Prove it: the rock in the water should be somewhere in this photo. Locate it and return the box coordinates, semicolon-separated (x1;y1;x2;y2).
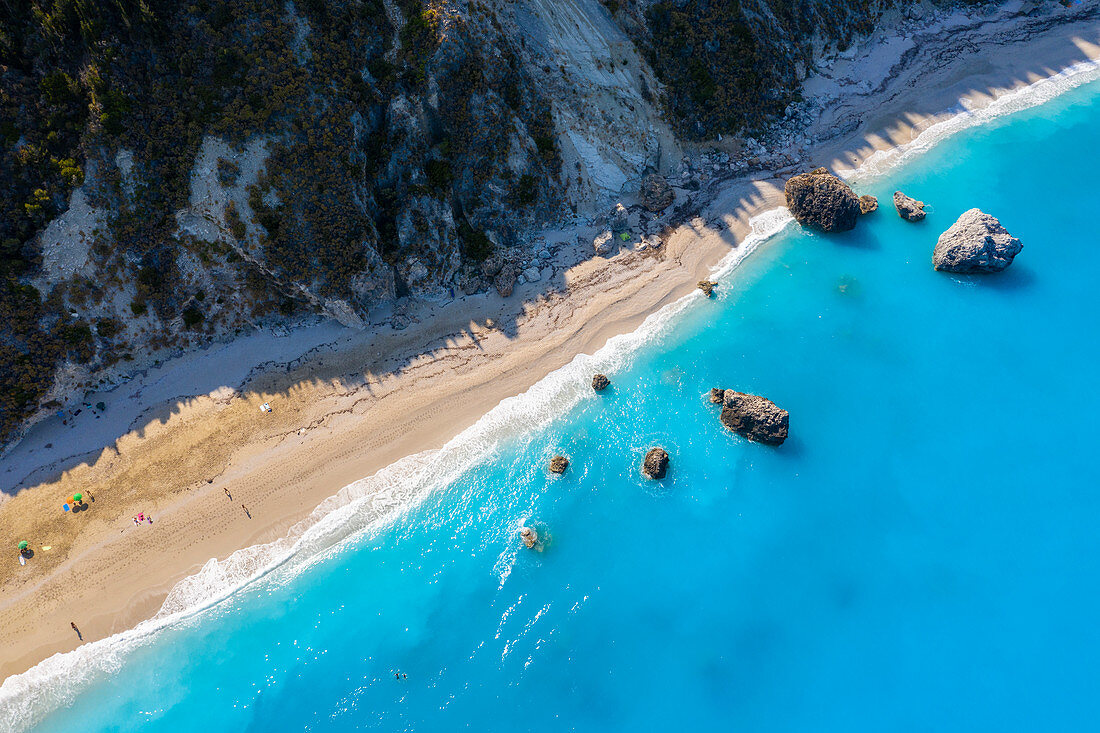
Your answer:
708;387;725;404
697;280;717;297
859;195;878;214
718;390;789;446
593;230;616;256
494;264;517;297
933;209;1022;273
592;373;610;391
642;447;669;479
640;174;674;212
520;526;539;549
549;455;569;474
783;168;861;232
893;191;926;221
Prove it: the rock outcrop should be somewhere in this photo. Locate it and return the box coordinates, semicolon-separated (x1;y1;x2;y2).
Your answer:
642;447;669;479
859;195;878;214
784;168;862;232
520;526;540;549
893;191;926;221
717;389;789;446
697;280;717;297
640;174;674;212
708;387;725;404
609;203;629;233
933;209;1022;273
592;373;610;391
549;455;569;474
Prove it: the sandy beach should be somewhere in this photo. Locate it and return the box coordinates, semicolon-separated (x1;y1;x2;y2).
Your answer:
2;1;1098;685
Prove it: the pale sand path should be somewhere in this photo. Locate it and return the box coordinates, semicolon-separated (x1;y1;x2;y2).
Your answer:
2;2;1098;684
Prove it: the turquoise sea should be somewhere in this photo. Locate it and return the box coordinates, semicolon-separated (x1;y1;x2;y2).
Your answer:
7;68;1100;732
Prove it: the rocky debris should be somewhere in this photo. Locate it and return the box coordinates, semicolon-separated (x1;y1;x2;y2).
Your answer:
697;280;718;297
716;389;789;446
640;174;674;212
859;195;878;214
522;266;542;283
549;455;569;474
933;209;1023;273
520;526;540;550
592;373;610;391
893;191;926;221
593;230;616;256
494;264;517;297
642;447;669;479
609;203;629;233
784;168;861;232
708;387;725;404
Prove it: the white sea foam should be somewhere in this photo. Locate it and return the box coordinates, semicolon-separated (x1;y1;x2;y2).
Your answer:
5;49;1100;733
838;55;1100;182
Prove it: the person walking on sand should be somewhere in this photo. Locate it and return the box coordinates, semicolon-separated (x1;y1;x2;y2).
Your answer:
71;622;82;641
224;487;231;499
242;504;251;519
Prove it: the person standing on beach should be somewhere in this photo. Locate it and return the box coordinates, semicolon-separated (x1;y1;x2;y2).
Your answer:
242;504;251;518
224;487;232;499
71;622;82;640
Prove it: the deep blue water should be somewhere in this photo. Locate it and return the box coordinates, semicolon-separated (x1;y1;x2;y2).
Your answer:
16;75;1100;731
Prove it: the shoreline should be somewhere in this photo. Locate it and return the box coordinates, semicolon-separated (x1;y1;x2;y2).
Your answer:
3;0;1099;699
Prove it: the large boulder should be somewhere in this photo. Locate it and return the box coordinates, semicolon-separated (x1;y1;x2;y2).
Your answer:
640;174;674;212
609;203;629;233
933;209;1022;273
697;280;717;297
893;191;926;221
494;264;517;297
549;455;569;474
642;447;669;479
859;195;879;214
592;373;610;391
593;230;616;256
718;390;789;446
784;168;861;232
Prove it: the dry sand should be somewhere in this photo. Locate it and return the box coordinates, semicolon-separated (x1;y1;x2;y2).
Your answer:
2;1;1098;685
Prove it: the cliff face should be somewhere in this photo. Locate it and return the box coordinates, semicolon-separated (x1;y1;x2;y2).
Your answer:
0;0;997;443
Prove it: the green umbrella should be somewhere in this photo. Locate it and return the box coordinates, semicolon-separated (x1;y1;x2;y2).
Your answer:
18;541;28;550
73;493;83;502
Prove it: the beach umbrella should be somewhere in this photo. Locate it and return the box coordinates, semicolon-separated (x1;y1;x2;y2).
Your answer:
73;493;83;502
18;541;28;550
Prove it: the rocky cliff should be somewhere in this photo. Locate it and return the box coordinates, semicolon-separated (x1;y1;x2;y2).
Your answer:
0;0;1044;443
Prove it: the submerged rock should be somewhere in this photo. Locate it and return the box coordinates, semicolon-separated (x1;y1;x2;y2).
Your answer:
640;174;674;212
933;209;1022;273
520;526;540;550
642;447;669;479
893;191;926;221
783;168;861;232
697;280;718;297
859;195;878;214
592;373;610;391
718;390;789;446
549;455;569;474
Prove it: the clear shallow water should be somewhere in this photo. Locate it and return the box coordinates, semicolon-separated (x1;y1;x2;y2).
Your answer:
19;76;1100;731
